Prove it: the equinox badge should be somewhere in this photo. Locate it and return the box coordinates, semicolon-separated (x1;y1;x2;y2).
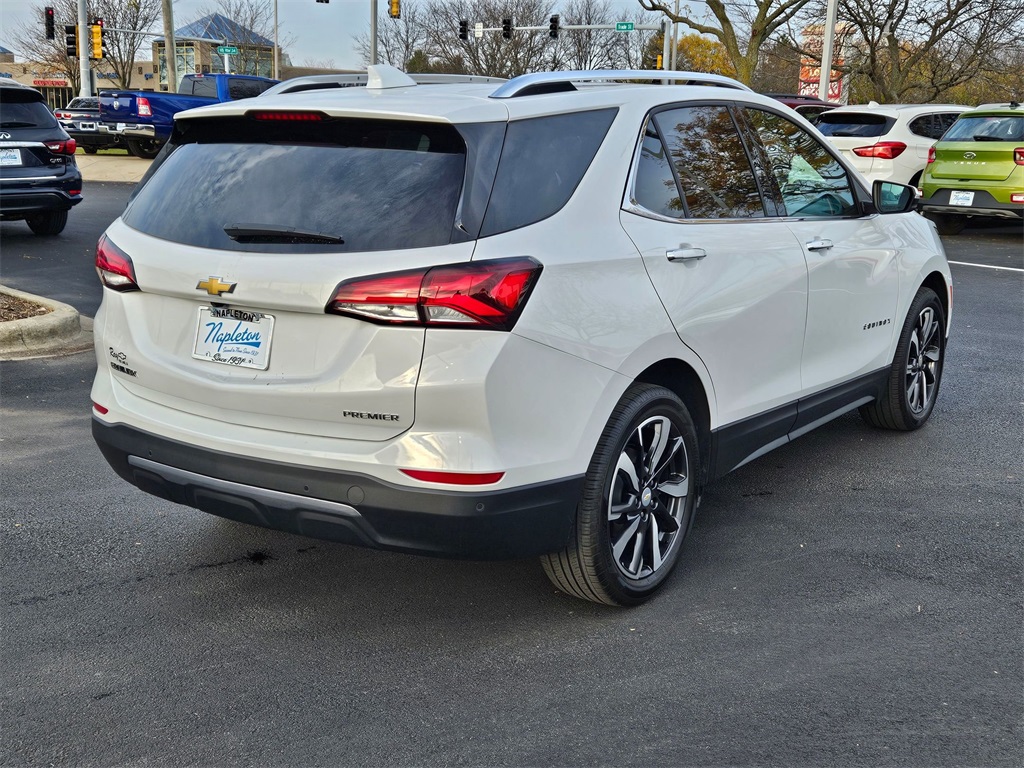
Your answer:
197;276;236;297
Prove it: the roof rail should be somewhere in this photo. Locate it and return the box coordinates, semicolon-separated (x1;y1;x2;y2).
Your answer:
490;70;752;99
262;67;507;97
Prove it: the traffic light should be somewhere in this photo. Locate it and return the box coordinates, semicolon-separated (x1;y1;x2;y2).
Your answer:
90;18;107;59
64;24;77;57
45;7;55;40
388;0;400;18
549;15;559;39
458;20;469;41
501;19;512;39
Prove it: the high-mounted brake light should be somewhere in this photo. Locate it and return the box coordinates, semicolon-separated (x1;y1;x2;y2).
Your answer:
853;141;907;160
137;96;152;118
1015;148;1024;165
400;469;505;485
927;147;936;164
248;110;325;122
327;257;543;331
95;234;139;291
44;138;76;155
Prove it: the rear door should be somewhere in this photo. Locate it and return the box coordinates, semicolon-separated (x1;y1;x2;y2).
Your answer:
619;103;808;432
105;114;476;441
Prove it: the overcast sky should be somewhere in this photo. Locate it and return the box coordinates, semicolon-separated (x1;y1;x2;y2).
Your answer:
1;0;663;72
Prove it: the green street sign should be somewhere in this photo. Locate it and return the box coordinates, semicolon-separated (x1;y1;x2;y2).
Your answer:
614;22;634;32
216;45;239;55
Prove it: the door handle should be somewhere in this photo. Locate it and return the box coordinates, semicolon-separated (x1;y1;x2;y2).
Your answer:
666;246;707;262
806;239;834;252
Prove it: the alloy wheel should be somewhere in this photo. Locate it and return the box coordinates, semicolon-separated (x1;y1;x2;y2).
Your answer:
608;415;689;581
905;305;942;415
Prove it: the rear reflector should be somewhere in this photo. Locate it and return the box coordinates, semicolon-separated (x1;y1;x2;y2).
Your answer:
92;402;109;415
95;234;139;292
853;141;907;160
400;469;505;485
1011;193;1024;204
248;110;325;121
327;257;543;331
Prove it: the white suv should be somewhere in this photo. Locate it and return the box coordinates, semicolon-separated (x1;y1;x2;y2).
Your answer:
817;103;968;186
91;67;952;606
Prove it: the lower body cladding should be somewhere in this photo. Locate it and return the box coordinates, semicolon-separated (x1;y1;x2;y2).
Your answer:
922;188;1024;221
93;420;583;560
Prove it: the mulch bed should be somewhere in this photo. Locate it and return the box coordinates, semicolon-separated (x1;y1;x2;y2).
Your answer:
0;293;52;322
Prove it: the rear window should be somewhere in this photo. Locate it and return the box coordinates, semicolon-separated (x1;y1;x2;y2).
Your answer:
816;112;893;137
67;97;99;110
122;117;468;253
942;115;1024;142
0;88;58;129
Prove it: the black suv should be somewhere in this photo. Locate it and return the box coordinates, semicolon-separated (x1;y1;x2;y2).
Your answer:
0;81;83;236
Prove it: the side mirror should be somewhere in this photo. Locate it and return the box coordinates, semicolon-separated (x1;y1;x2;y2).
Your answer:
872;179;920;214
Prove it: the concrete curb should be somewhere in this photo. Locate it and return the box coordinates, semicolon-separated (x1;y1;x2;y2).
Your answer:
0;285;93;361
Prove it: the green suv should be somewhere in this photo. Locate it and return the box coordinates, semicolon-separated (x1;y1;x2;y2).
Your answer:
920;102;1024;235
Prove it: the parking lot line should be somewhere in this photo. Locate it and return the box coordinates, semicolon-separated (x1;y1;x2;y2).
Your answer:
948;261;1024;273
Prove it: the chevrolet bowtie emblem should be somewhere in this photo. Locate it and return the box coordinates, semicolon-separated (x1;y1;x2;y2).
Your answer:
197;276;236;297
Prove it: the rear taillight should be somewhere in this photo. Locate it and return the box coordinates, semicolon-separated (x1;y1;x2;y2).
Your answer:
137;97;152;117
43;139;77;155
55;111;68;119
1015;148;1024;165
853;141;907;160
95;234;139;292
327;257;542;331
927;146;936;164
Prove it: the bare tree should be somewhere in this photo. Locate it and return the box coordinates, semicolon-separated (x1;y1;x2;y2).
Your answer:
11;1;161;91
192;0;289;76
636;0;814;84
814;0;1024;102
552;0;617;70
355;3;431;69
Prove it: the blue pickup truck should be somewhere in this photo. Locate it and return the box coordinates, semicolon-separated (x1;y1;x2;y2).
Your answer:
97;73;278;158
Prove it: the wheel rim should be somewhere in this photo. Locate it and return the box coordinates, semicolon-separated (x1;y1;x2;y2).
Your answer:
608;415;689;581
905;305;942;415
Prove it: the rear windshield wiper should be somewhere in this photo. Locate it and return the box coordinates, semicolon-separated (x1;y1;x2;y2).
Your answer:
224;223;344;245
0;121;38;128
971;134;1006;142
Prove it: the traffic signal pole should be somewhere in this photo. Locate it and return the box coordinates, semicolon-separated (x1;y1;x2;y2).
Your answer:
77;0;91;96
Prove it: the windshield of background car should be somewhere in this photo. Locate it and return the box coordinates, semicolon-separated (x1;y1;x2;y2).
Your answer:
816;112;893;137
941;115;1024;142
0;88;58;129
121;116;469;253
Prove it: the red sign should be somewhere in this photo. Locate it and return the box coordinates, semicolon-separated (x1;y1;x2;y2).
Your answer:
33;79;68;86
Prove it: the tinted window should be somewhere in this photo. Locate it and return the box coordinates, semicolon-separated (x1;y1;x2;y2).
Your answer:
745;108;856;218
0;88;58;129
942;115;1024;142
189;77;217;98
228;79;267;100
123;118;467;253
67;97;99;110
480;109;616;236
909;113;958;140
817;112;893;137
653;105;765;219
633;123;683;218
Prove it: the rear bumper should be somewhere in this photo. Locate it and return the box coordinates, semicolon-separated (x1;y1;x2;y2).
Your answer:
99;122;156;139
92;419;582;560
921;188;1024;220
0;181;82;217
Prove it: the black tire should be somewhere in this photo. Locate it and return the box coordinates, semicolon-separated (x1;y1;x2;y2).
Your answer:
126;139;160;159
860;287;946;431
926;212;966;236
83;146;99;155
26;209;68;236
541;384;700;606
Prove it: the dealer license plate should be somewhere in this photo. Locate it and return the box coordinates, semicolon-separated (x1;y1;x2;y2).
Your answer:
950;190;975;206
0;148;22;167
192;306;274;370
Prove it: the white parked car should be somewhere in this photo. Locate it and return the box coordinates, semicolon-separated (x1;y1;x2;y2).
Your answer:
817;102;969;186
91;67;952;606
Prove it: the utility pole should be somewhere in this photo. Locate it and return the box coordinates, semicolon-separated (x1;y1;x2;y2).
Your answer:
370;0;378;65
162;0;177;92
819;0;838;102
77;0;90;96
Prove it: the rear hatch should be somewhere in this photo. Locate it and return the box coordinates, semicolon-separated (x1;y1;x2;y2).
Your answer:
928;113;1023;182
0;88;73;180
817;110;897;176
104;111;494;441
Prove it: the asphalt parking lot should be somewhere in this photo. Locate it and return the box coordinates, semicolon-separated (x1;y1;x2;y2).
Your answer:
1;180;1021;767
